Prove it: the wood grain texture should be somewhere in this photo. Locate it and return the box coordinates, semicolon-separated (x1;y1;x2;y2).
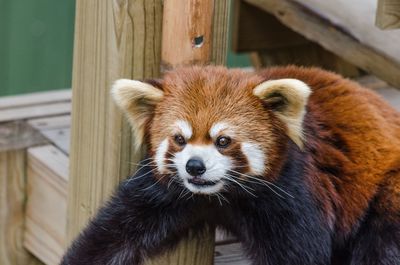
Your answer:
0;149;42;265
0;89;71;110
244;0;400;88
162;0;214;66
0;102;71;123
28;115;71;154
376;0;400;29
210;0;230;65
68;0;163;244
24;145;69;265
0;121;47;152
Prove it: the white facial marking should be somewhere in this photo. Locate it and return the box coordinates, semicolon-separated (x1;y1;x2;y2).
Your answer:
241;142;265;175
175;120;192;139
155;139;169;173
173;144;232;194
209;122;230;139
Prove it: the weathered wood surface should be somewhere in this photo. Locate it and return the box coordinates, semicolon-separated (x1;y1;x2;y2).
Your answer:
0;89;71;110
162;0;215;66
24;145;69;265
0;89;71;123
0;121;47;152
244;0;400;88
376;0;400;29
68;0;163;245
0;102;71;123
0;149;42;265
28;115;71;154
0;89;71;122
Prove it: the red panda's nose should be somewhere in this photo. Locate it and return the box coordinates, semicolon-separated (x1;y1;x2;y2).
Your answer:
186;157;206;176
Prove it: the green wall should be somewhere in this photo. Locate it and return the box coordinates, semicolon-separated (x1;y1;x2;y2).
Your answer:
0;0;75;96
0;0;249;97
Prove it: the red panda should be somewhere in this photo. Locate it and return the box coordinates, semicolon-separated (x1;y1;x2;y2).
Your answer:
62;66;400;265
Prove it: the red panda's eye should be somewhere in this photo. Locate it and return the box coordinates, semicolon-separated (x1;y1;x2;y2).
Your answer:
174;134;186;146
216;136;231;148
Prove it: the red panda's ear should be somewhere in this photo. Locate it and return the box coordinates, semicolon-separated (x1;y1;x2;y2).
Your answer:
112;79;164;150
253;79;311;148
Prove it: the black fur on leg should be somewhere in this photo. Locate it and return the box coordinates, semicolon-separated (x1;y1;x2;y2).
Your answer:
61;165;212;265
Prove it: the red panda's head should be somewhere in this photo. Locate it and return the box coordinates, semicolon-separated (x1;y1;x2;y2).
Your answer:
112;66;311;194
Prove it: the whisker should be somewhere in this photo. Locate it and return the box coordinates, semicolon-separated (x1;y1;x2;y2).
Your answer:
228;169;294;199
124;168;158;186
222;175;257;197
141;174;167;191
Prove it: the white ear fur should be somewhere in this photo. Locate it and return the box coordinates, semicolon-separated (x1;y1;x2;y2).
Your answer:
253;79;311;148
111;79;163;150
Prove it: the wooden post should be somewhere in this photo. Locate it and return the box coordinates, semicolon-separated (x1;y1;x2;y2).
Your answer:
68;0;163;245
68;1;229;265
376;0;400;29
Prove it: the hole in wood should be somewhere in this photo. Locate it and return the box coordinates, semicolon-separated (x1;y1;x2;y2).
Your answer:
193;35;204;48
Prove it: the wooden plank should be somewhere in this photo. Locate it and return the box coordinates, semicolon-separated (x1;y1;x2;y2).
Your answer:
376;0;400;29
232;0;309;52
0;89;71;110
24;145;69;265
244;0;400;88
0;102;71;123
0;121;47;152
28;115;71;131
0;149;43;265
28;115;71;154
214;243;251;265
39;129;70;154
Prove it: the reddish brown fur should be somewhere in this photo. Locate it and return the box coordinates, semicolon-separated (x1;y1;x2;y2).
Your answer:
260;66;400;240
146;65;400;241
149;66;288;180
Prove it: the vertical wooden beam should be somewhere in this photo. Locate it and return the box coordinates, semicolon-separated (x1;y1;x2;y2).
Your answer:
376;0;400;29
68;1;229;265
68;0;163;241
0;148;42;265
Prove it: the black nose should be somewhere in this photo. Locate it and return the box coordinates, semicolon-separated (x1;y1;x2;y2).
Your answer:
186;157;206;176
